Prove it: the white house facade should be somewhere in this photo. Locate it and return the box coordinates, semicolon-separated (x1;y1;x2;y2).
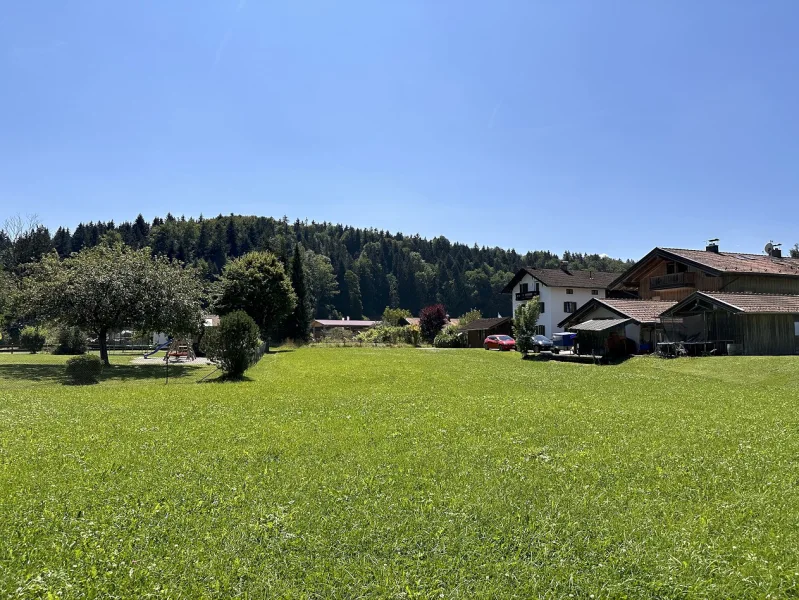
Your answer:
502;266;619;337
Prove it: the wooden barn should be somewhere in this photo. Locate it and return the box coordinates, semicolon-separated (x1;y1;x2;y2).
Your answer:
659;292;799;356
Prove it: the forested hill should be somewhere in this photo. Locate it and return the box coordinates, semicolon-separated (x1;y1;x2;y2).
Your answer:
5;214;633;319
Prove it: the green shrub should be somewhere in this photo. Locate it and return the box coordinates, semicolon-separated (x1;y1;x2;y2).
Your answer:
202;311;261;377
65;354;104;384
433;325;464;348
19;326;46;353
355;325;406;346
51;326;88;355
381;307;412;327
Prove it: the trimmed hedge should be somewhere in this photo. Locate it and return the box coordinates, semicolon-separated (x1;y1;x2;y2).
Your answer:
65;354;104;384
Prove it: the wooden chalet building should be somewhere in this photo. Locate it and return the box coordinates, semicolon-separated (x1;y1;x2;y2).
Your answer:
605;243;799;355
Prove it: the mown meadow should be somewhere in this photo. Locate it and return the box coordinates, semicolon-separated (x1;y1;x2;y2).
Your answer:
2;348;799;598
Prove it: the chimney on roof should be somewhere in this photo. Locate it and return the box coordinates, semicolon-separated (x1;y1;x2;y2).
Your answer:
560;261;571;274
765;241;782;258
706;238;720;253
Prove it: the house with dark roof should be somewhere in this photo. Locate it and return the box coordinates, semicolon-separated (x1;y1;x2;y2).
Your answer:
501;264;618;337
558;298;677;354
609;243;799;355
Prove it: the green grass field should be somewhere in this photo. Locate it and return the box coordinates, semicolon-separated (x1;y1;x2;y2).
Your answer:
2;348;799;598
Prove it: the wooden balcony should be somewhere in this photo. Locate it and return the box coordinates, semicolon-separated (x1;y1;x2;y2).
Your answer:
515;290;540;301
649;272;697;291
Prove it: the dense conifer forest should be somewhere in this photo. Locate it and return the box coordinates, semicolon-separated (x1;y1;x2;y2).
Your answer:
1;213;633;319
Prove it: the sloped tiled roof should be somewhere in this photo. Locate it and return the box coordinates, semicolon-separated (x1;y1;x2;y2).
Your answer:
458;317;511;331
600;299;677;324
661;248;799;275
557;298;676;328
700;292;799;314
501;267;618;293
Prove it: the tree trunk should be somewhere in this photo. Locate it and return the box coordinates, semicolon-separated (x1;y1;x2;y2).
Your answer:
99;327;109;365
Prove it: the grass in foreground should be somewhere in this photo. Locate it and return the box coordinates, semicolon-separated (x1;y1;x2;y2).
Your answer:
2;348;799;598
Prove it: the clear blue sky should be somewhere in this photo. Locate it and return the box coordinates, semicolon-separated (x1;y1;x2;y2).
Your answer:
2;1;799;260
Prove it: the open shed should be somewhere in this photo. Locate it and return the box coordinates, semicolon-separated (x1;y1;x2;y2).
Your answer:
659;292;799;355
569;318;634;357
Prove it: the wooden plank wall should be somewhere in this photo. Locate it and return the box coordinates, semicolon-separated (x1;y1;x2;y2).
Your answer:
722;275;799;295
742;314;797;355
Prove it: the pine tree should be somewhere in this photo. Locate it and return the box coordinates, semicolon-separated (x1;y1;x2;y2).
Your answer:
52;227;72;258
286;245;311;342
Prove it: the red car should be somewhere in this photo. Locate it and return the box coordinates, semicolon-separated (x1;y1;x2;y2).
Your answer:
483;335;516;351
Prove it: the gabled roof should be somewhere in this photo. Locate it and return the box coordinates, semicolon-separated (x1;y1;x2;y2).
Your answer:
610;247;799;289
661;292;799;316
312;319;378;328
569;318;631;332
501;267;618;293
557;298;677;328
458;317;511;331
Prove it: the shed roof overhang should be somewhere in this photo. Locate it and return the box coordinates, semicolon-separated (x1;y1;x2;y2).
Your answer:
569;318;632;332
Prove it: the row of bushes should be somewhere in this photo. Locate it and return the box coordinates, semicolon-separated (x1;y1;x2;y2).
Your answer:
355;324;421;346
15;325;88;355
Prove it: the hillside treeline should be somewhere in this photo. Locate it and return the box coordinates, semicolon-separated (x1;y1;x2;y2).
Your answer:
1;213;633;318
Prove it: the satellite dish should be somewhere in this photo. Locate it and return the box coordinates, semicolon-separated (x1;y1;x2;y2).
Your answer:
765;242;774;255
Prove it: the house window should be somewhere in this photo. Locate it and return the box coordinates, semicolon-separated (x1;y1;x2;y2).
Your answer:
534;325;546;335
539;302;545;314
519;282;529;293
566;288;574;294
534;282;540;292
591;289;599;295
564;301;577;313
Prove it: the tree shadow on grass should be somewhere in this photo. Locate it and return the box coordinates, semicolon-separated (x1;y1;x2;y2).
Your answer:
0;363;205;386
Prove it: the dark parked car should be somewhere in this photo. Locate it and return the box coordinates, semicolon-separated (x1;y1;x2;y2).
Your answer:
484;335;516;351
530;335;558;353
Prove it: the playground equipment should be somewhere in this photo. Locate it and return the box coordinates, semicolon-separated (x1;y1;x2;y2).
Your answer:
163;337;196;362
143;338;172;359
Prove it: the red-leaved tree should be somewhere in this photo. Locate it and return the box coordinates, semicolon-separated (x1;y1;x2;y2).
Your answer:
419;304;447;343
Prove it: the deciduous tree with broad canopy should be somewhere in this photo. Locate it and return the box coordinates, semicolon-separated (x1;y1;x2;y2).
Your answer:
513;298;541;356
22;243;205;364
213;251;297;350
